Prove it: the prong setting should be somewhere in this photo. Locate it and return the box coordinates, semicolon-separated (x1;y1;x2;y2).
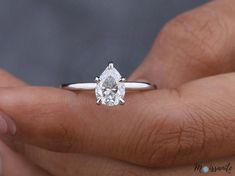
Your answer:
95;76;100;82
120;77;126;82
108;62;114;69
96;98;101;105
119;98;125;105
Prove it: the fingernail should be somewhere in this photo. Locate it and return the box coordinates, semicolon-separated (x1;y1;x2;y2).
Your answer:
0;112;16;135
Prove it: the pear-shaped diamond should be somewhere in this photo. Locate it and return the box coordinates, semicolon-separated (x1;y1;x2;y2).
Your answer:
95;63;125;106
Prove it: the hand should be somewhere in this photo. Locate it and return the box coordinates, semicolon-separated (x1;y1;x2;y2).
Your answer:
1;70;227;176
1;0;235;175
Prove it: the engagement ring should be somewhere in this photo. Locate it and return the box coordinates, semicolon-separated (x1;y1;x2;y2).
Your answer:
61;62;157;106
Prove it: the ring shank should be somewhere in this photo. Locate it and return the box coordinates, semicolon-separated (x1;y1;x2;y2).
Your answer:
62;81;156;91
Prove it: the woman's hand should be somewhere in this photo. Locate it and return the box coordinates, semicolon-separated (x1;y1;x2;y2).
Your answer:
1;0;235;175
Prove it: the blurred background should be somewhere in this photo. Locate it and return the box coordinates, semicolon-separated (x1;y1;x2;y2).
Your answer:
0;0;207;86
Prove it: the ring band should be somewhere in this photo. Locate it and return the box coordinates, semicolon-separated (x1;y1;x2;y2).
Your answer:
61;62;157;106
62;81;156;91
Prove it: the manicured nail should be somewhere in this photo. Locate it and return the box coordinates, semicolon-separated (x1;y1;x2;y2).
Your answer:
0;112;16;135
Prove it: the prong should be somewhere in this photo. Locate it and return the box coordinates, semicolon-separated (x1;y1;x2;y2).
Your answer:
120;77;126;82
95;76;100;82
108;62;114;69
119;98;125;105
96;98;102;105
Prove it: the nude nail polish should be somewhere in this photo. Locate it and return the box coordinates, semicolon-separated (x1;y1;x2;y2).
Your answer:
0;112;16;135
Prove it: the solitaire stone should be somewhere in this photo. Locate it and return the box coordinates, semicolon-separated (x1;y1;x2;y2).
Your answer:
95;63;125;106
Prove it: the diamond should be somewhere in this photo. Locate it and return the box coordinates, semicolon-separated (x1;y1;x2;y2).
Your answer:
95;63;125;106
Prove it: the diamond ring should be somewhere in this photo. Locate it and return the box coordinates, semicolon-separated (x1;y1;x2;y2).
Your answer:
61;62;157;106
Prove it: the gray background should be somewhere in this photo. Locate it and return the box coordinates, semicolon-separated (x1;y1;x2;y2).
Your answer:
0;0;207;86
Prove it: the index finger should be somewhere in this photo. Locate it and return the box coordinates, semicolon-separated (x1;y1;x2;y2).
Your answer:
0;72;234;167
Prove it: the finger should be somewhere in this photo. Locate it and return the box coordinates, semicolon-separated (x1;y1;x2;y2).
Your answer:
130;0;235;88
0;140;52;176
0;69;27;152
0;73;235;167
0;69;27;149
0;69;219;175
0;69;26;87
24;145;235;176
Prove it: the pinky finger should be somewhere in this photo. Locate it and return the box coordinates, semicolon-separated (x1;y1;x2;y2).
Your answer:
0;140;52;176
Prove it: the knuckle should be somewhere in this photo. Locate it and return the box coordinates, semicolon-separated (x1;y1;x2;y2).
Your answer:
132;103;188;167
180;100;235;161
186;98;235;146
158;8;231;70
134;100;211;167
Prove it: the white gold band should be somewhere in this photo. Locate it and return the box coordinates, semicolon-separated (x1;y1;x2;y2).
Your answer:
62;81;156;91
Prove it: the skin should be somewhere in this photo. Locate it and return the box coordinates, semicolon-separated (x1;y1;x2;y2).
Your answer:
0;0;235;175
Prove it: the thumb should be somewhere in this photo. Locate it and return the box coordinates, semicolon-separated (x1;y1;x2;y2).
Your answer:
130;0;235;88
